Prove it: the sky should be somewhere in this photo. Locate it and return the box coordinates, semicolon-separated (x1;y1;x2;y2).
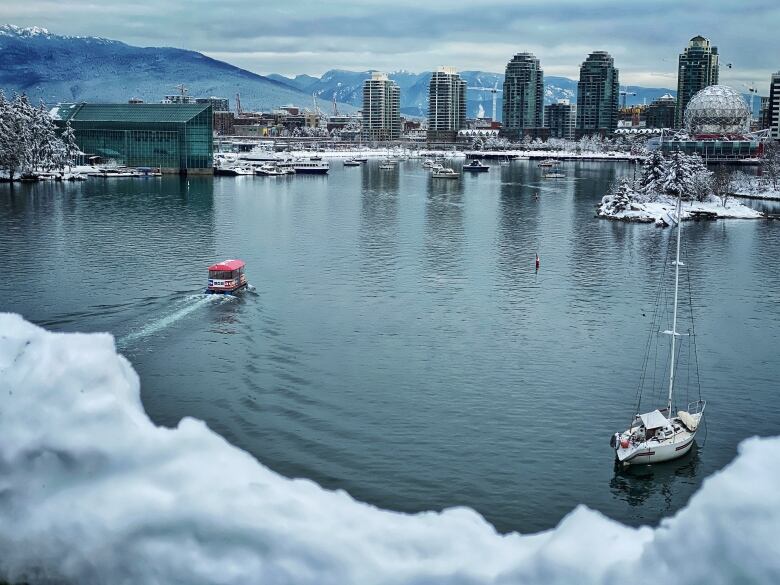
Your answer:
2;0;779;92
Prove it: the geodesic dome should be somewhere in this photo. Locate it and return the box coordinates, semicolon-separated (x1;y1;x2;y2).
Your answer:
684;85;751;136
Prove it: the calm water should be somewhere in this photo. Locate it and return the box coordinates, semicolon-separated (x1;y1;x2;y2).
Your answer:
2;160;779;534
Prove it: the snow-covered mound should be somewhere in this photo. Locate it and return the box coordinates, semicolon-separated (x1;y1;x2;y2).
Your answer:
598;193;763;223
1;314;778;584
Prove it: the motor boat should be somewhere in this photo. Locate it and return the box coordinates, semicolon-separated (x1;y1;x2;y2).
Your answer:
464;160;490;172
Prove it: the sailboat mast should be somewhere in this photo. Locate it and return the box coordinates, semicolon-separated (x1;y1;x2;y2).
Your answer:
667;193;683;416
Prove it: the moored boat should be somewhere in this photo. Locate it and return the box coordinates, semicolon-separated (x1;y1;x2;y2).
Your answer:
611;192;706;467
432;167;459;179
255;164;288;176
293;160;329;174
464;159;490;172
343;159;362;166
538;159;560;167
206;259;248;294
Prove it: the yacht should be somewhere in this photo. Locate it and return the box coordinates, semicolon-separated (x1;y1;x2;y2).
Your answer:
464;160;490;172
432;167;459;179
292;160;330;174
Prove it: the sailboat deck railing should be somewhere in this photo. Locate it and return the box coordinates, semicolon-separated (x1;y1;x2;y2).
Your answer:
687;399;706;416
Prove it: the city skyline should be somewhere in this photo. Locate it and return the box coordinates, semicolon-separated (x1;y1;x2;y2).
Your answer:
1;1;778;93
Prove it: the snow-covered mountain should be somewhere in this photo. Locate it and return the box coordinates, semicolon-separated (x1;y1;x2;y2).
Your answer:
0;25;350;112
270;68;677;121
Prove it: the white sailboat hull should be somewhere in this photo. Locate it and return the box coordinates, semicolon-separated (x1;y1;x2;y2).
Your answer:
617;431;696;466
614;408;703;467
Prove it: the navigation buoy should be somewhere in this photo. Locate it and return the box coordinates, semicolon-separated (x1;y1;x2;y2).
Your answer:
535;253;540;270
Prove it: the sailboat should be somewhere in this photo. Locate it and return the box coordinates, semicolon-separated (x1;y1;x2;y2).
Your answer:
611;193;706;467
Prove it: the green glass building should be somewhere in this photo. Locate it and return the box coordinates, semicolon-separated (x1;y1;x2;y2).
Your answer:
53;103;213;174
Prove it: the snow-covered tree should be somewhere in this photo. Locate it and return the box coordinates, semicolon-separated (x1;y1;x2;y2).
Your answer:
663;151;702;200
483;136;511;151
639;151;665;195
61;121;79;170
0;93;67;179
601;178;636;215
711;166;732;206
761;140;780;190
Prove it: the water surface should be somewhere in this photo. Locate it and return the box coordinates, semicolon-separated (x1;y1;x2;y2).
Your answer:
2;159;778;533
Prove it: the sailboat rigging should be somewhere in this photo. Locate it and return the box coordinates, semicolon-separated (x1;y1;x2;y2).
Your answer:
611;192;706;467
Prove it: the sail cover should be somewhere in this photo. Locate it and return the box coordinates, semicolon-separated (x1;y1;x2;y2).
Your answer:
639;410;669;430
677;410;698;431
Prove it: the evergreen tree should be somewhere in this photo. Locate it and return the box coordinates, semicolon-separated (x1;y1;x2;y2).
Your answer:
640;151;665;195
663;151;698;200
602;178;635;215
61;121;79;171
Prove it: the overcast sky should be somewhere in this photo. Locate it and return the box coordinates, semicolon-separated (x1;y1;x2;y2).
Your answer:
3;0;779;92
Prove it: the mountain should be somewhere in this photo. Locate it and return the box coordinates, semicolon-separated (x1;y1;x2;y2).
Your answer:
266;73;319;91
0;25;353;112
281;68;677;121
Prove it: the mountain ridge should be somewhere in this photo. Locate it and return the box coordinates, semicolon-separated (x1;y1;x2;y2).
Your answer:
0;24;346;112
269;68;676;120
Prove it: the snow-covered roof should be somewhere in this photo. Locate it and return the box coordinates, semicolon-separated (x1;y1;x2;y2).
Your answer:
639;410;669;430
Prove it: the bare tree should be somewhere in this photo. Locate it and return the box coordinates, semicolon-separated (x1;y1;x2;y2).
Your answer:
711;165;732;206
761;140;780;191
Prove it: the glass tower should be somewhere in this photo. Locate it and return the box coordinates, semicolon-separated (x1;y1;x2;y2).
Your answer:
427;67;467;142
501;53;544;140
362;73;401;142
676;36;719;128
575;51;619;139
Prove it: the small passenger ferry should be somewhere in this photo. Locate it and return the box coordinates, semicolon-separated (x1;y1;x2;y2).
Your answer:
206;259;248;294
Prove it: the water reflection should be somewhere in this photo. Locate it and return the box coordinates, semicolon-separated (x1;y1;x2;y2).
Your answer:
610;443;701;511
424;173;465;287
359;163;400;286
496;164;539;285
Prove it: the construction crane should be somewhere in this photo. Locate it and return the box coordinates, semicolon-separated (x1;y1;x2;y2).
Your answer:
174;84;189;98
311;92;324;117
235;92;242;116
619;87;636;109
467;82;502;121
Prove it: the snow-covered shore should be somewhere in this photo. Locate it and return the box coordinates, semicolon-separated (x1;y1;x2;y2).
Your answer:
275;148;643;161
598;194;764;223
1;313;780;584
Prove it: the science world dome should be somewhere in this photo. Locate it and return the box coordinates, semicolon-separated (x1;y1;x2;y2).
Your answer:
684;85;751;136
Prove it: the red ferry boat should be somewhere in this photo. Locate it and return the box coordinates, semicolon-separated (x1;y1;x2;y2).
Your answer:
206;259;247;294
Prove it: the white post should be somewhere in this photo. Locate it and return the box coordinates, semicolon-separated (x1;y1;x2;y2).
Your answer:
667;193;683;416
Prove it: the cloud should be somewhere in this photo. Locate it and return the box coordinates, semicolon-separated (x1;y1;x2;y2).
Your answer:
1;1;778;88
1;313;779;584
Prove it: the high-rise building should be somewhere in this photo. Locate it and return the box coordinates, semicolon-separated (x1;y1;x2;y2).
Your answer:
759;96;770;130
544;99;576;140
196;97;230;112
362;72;400;141
575;51;619;138
427;67;466;142
676;36;719;128
501;53;544;140
646;94;677;128
769;71;780;140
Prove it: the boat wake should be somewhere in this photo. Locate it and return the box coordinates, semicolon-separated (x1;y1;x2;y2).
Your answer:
117;294;233;349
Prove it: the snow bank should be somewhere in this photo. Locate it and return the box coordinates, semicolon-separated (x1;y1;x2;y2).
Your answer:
1;314;779;584
598;193;763;223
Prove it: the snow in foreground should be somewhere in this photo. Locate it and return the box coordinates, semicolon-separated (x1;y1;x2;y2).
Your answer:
0;314;778;584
